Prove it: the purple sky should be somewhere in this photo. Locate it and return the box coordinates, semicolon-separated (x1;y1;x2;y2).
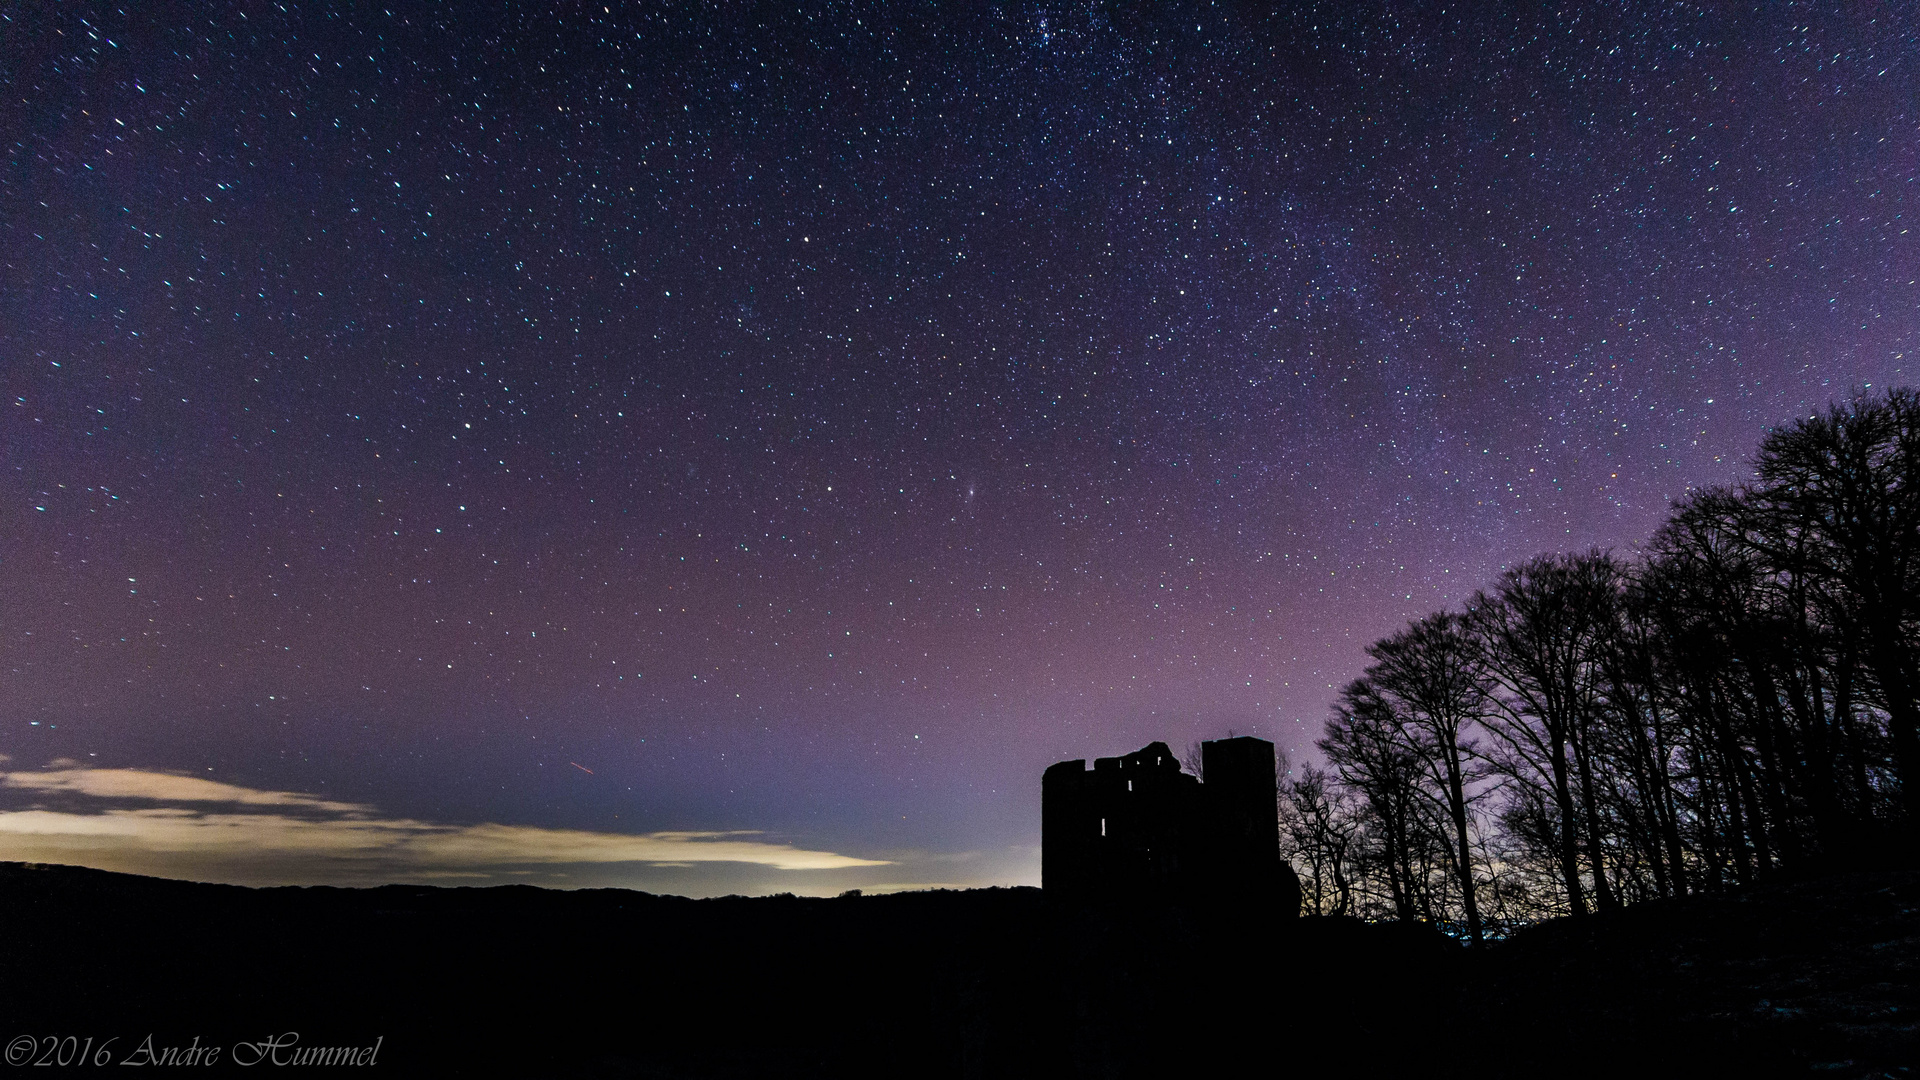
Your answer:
2;2;1913;894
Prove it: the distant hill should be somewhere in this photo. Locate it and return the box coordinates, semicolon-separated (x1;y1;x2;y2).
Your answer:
0;862;1909;1076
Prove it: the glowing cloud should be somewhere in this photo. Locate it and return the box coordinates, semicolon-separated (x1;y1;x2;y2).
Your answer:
0;768;889;885
4;767;376;814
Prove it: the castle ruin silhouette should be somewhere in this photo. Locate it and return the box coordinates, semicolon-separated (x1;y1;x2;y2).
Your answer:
1043;736;1297;911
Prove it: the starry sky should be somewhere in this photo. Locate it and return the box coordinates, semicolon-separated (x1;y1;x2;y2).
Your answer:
2;2;1914;895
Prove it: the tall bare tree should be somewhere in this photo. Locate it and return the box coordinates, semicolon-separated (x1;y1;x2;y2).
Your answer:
1361;612;1491;944
1469;552;1621;914
1752;389;1920;838
1321;679;1437;923
1278;762;1355;916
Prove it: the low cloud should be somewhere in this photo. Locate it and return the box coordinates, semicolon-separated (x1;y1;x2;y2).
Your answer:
410;822;885;870
5;767;375;814
0;767;889;887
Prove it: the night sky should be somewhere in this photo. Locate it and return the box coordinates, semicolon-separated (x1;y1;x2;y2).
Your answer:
3;2;1914;895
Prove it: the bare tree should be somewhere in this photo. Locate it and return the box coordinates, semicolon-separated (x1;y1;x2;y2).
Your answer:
1752;388;1920;839
1468;552;1621;914
1279;762;1355;916
1321;679;1443;922
1360;611;1491;944
1180;740;1205;780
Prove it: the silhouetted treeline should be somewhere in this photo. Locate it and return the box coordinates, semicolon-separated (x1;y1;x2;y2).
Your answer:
1283;389;1920;937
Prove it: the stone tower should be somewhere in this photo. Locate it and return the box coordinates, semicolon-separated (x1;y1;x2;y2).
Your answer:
1043;735;1297;912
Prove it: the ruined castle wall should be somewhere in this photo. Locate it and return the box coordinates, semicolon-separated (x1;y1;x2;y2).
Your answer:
1043;736;1288;905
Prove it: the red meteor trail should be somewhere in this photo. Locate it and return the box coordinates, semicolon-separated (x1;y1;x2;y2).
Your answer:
570;762;593;775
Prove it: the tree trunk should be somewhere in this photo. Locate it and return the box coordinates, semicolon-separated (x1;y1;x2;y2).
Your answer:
1744;663;1803;867
1443;745;1484;945
1647;693;1690;896
1793;642;1842;862
1572;714;1618;910
1547;728;1587;915
1867;634;1920;853
1832;644;1873;821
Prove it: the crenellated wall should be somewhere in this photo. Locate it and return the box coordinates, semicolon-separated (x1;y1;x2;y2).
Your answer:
1043;736;1296;912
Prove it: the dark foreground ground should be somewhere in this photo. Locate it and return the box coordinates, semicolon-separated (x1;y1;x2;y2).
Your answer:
2;863;1913;1077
